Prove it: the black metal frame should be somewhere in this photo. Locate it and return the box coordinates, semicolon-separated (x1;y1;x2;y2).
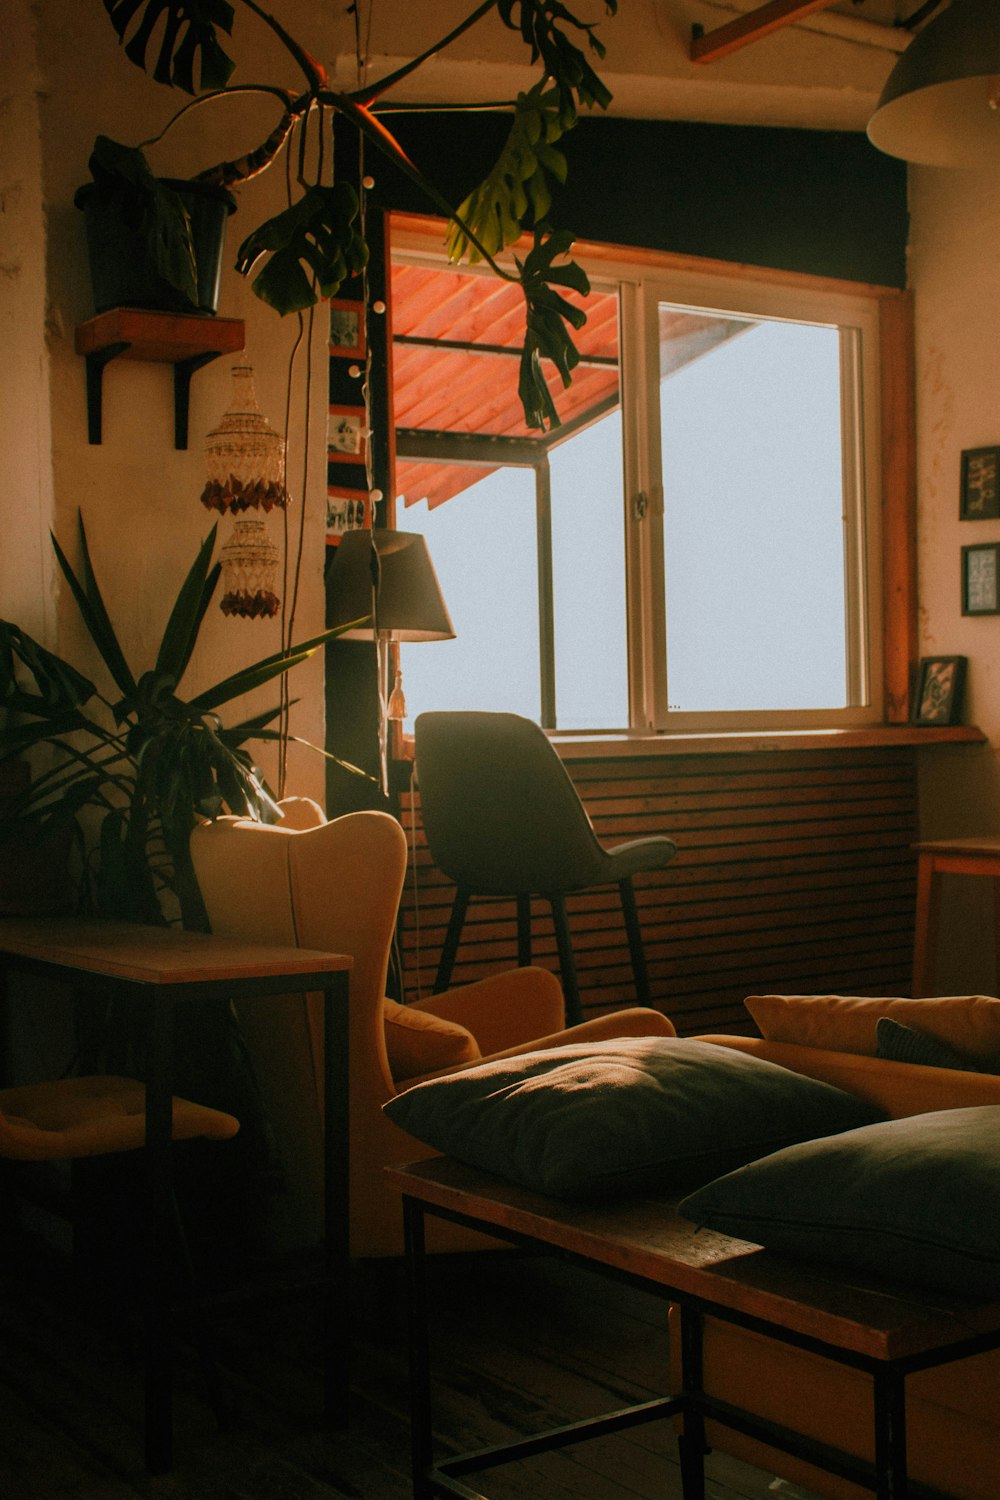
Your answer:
0;944;351;1474
402;1192;1000;1500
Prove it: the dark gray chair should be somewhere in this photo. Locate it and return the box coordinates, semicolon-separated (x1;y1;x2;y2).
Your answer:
413;711;678;1027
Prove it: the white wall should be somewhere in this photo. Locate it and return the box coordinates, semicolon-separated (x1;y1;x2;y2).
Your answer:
1;3;53;642
21;1;354;802
909;163;1000;991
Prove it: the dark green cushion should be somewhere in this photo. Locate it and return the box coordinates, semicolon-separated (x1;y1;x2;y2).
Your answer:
875;1016;974;1072
680;1105;1000;1298
383;1037;883;1200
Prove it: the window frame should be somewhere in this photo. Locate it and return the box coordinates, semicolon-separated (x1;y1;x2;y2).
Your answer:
389;214;916;736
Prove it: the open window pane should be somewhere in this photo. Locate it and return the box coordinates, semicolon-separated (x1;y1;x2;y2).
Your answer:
549;409;629;730
398;469;540;729
659;310;847;712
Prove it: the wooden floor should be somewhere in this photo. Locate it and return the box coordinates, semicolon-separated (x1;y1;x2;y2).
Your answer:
0;1231;822;1500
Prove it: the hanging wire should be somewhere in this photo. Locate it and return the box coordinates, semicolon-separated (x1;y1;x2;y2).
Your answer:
277;101;325;797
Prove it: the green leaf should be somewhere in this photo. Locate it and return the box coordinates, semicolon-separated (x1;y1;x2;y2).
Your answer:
0;621;97;714
235;184;369;316
51;513;137;698
446;84;570;267
496;0;616;114
103;0;236;93
189;620;367;713
87;136;199;303
154;525;220;681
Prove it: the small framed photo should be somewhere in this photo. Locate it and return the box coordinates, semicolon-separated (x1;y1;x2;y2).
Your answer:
329;300;366;358
910;656;966;726
960;446;1000;519
325;487;369;543
327;405;367;463
962;542;1000;615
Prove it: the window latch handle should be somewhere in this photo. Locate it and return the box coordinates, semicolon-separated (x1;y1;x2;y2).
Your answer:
633;486;663;520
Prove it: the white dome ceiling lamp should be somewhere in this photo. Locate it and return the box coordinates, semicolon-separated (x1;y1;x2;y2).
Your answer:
868;0;1000;166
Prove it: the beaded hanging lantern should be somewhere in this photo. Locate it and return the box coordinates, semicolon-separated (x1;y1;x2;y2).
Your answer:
201;364;290;515
218;518;281;619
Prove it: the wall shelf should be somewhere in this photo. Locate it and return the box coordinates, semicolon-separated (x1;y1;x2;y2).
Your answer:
74;308;245;448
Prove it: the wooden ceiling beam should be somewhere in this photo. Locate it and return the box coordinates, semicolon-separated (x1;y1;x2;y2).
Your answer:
690;0;840;64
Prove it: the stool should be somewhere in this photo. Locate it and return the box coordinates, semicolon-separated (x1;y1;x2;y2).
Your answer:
912;836;1000;996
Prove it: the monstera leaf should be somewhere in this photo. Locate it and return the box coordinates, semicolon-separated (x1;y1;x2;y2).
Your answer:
497;0;616;113
103;0;236;93
517;229;590;430
235;183;369;315
446;84;572;265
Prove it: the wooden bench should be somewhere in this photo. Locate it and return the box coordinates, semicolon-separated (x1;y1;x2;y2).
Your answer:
387;1157;1000;1500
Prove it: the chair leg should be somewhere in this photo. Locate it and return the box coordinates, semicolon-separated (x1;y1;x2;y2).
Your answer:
549;895;582;1029
619;878;653;1008
435;887;470;993
516;894;532;968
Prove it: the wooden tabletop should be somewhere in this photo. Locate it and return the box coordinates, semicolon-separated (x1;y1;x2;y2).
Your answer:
387;1156;1000;1364
914;835;1000;858
0;916;351;986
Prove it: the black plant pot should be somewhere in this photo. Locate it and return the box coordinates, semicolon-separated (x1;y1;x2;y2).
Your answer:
75;176;237;316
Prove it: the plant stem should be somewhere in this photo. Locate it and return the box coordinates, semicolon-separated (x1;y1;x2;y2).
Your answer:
236;0;328;93
345;0;500;105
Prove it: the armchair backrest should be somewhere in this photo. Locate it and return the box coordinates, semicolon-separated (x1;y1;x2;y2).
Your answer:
189;808;408;1255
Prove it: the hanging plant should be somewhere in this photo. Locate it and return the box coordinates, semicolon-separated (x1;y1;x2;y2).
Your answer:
89;0;619;430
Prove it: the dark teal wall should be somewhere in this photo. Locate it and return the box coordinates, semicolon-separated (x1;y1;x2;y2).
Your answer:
376;113;908;287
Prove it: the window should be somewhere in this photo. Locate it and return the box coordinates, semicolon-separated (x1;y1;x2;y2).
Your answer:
392;222;895;736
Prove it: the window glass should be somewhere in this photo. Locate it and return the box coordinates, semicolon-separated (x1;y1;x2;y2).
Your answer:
389;232;885;737
549;409;629;730
397;469;540;729
659;311;847;712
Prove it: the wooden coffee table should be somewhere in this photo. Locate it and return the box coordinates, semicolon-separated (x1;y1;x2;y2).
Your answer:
388;1156;1000;1500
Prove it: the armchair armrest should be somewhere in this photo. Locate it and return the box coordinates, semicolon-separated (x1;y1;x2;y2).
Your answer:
408;967;565;1058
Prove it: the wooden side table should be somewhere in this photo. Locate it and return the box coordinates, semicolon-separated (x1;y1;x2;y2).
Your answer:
0;916;351;1472
912;836;1000;996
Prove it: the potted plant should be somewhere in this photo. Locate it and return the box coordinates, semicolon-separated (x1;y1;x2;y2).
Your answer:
81;0;619;428
0;513;368;932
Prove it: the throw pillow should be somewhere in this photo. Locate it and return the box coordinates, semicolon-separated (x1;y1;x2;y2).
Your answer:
382;999;481;1083
679;1105;1000;1299
745;993;1000;1069
383;1036;884;1200
874;1016;975;1072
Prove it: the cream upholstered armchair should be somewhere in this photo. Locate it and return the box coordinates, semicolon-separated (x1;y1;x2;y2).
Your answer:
190;801;676;1258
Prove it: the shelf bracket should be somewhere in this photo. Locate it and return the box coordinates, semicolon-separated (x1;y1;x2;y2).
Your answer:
76;309;246;449
84;342;130;445
174;351;225;450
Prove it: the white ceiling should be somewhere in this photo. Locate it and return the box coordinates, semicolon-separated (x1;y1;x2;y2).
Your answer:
340;0;933;135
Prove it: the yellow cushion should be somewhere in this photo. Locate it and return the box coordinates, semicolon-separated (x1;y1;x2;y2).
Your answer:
745;993;1000;1069
383;998;481;1083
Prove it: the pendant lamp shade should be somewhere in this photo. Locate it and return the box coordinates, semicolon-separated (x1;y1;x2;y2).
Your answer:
327;529;455;642
868;0;1000;167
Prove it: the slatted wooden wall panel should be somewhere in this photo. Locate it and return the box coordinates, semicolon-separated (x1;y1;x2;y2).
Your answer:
397;747;919;1035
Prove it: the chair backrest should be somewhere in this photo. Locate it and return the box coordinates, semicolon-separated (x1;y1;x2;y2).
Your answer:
189;808;408;1254
414;711;606;894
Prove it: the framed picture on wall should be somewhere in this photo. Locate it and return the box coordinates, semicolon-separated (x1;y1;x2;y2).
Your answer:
962;542;1000;615
960;446;1000;519
329;299;366;359
910;656;967;726
325;486;369;543
327;405;367;462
